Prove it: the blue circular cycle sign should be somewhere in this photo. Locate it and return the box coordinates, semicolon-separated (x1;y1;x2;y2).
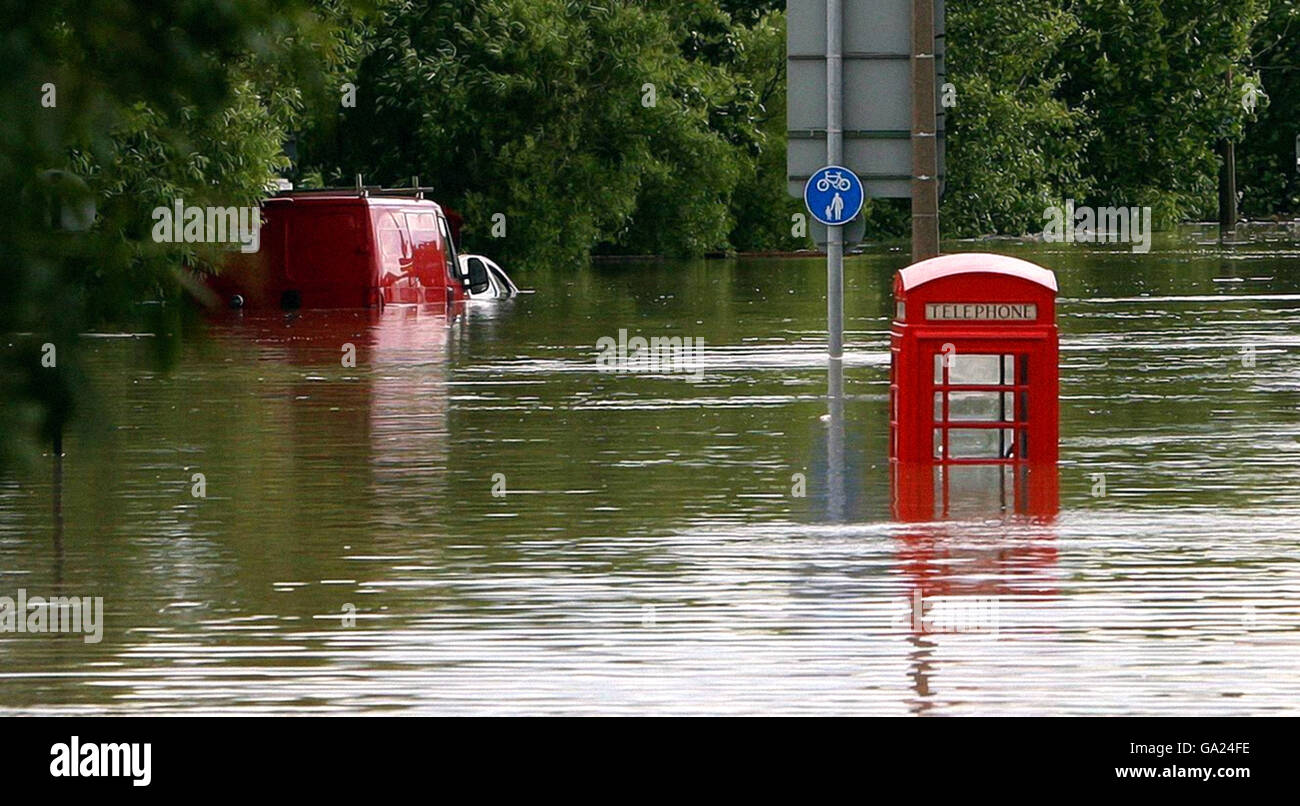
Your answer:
804;165;864;226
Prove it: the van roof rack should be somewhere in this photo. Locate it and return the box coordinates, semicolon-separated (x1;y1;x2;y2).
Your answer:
371;186;438;199
273;175;436;200
273;185;437;200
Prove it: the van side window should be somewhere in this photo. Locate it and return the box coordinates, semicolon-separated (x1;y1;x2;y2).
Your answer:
377;213;410;263
404;212;440;256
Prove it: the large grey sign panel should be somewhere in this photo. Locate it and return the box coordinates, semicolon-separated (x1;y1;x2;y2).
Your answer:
787;0;946;200
788;58;944;132
787;0;942;57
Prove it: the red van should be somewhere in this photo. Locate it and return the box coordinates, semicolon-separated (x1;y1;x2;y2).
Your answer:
211;188;474;310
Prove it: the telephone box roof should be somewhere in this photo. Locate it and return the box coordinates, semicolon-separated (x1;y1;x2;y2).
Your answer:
898;253;1058;293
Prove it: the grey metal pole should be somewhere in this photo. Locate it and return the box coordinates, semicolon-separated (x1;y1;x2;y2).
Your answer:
825;0;846;520
826;0;844;360
827;345;846;521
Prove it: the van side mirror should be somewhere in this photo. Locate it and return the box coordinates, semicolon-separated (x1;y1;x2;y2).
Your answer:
466;258;491;295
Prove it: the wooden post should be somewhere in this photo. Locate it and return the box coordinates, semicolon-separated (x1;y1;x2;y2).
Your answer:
1219;140;1237;237
911;0;940;261
1220;69;1238;238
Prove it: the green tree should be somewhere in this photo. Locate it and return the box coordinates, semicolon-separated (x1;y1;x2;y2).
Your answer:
299;0;798;263
723;9;810;252
1;0;349;469
942;0;1094;237
1239;1;1300;217
1058;0;1268;225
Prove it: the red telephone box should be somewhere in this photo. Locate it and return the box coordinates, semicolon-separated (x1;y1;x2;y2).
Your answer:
890;254;1059;519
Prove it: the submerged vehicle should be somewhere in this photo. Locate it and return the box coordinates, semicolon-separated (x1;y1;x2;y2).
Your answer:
458;253;519;299
210;186;516;310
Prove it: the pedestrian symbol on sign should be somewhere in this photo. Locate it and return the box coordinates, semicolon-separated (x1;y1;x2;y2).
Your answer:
805;165;864;227
826;192;844;222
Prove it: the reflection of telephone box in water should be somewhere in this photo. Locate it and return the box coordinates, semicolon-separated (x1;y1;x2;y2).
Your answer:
889;254;1059;520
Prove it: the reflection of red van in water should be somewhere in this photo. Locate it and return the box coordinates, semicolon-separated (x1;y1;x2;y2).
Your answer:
211;188;476;310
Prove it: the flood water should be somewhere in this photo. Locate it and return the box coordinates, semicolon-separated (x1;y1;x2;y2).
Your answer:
2;228;1299;714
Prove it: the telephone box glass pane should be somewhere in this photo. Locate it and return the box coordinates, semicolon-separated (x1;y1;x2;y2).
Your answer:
936;391;1003;422
932;351;1000;383
945;428;1005;459
935;428;1020;459
948;354;1002;385
934;353;1024;388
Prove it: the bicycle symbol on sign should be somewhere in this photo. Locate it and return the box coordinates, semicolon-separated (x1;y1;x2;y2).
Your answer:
815;170;853;193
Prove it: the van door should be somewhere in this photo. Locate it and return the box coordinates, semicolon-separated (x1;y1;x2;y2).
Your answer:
375;210;415;303
404;211;447;304
285;208;368;308
437;212;465;299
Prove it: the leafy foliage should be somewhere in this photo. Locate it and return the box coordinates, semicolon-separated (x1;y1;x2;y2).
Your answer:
1239;1;1300;216
298;0;803;264
1057;0;1268;224
0;0;349;468
942;0;1095;236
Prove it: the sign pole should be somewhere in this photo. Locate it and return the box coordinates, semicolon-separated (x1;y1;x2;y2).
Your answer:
826;0;844;360
825;0;846;520
911;0;940;261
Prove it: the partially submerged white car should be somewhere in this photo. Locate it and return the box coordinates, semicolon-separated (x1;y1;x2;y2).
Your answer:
457;254;520;299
